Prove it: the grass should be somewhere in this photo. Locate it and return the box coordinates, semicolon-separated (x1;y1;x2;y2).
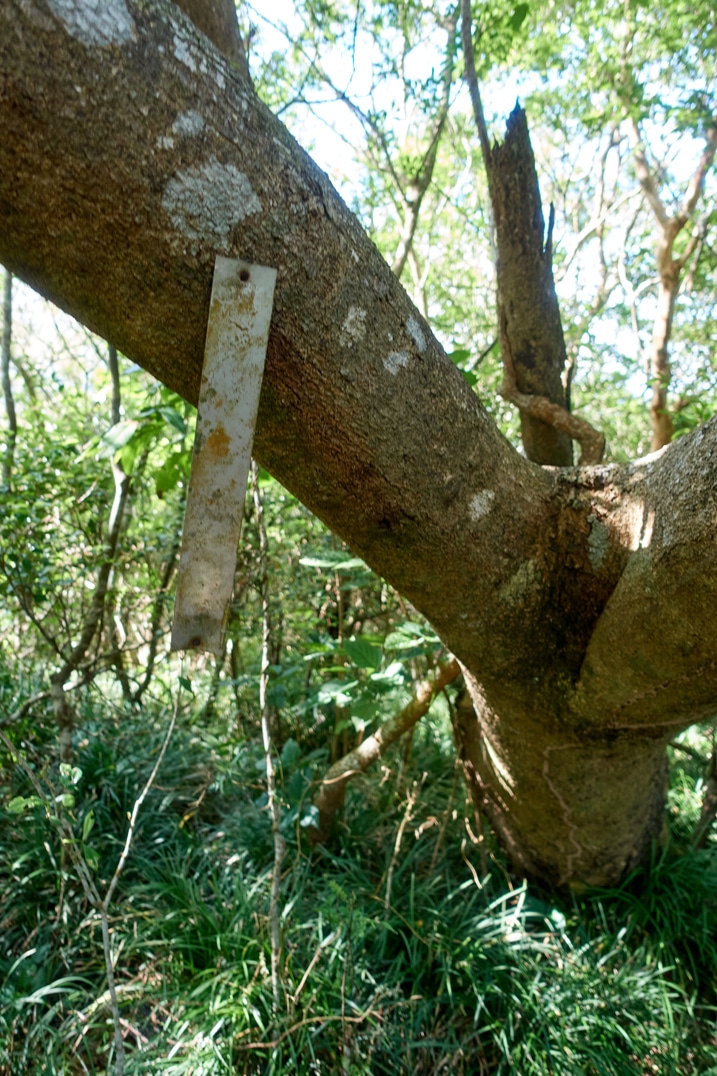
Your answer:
1;702;717;1074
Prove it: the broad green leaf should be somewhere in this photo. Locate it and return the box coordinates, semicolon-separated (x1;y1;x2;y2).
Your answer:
317;679;358;705
100;420;138;452
343;637;382;669
84;846;100;871
510;3;530;32
300;554;367;571
6;795;44;814
158;406;187;434
82;809;95;842
281;738;301;767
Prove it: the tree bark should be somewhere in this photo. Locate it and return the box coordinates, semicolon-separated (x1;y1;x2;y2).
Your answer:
173;0;250;80
487;107;574;467
2;0;717;886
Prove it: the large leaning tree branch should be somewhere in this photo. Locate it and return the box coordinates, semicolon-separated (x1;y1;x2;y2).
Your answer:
0;0;553;684
2;0;717;886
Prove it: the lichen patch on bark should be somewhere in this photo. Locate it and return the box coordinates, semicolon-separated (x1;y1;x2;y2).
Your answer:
469;489;495;521
384;350;409;374
46;0;135;46
339;306;367;348
161;158;261;247
172;110;205;137
407;315;427;353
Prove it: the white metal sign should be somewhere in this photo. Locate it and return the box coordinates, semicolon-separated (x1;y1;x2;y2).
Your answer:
171;256;276;654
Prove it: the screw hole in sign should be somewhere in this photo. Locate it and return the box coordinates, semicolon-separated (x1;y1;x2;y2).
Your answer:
240;269;250;281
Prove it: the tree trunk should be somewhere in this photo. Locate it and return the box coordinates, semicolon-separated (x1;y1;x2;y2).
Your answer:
2;0;717;886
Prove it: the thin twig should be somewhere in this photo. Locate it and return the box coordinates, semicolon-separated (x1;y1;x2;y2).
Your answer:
2;268;17;487
291;930;338;1006
252;460;285;1013
0;690;51;729
501;335;605;464
385;779;420;914
429;764;459;875
103;690;179;909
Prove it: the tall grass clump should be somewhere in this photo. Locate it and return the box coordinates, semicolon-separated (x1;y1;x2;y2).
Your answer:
2;697;717;1074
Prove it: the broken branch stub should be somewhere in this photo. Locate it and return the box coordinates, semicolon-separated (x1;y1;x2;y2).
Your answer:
171;256;276;654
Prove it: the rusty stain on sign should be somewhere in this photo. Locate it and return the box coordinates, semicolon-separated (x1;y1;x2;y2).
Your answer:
171;256;276;654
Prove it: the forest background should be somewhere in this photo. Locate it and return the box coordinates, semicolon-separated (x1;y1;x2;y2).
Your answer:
1;0;717;1072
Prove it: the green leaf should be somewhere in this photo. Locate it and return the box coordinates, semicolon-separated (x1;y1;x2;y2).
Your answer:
60;763;82;785
158;406;187;434
100;420;138;453
510;3;530;32
371;661;406;685
84;846;100;871
385;621;439;651
179;676;193;693
154;451;188;496
300;555;367;571
317;679;358;705
6;795;44;814
281;738;301;767
82;809;95;842
343;637;383;670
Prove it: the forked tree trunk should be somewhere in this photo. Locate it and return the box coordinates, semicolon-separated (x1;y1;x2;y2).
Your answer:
2;0;717;886
456;673;670;886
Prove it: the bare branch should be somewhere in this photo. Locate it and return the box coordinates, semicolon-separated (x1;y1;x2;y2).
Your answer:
252;461;285;1013
104;691;179;907
460;0;491;168
627;118;669;227
0;690;51;729
678;118;717;226
392;6;458;278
